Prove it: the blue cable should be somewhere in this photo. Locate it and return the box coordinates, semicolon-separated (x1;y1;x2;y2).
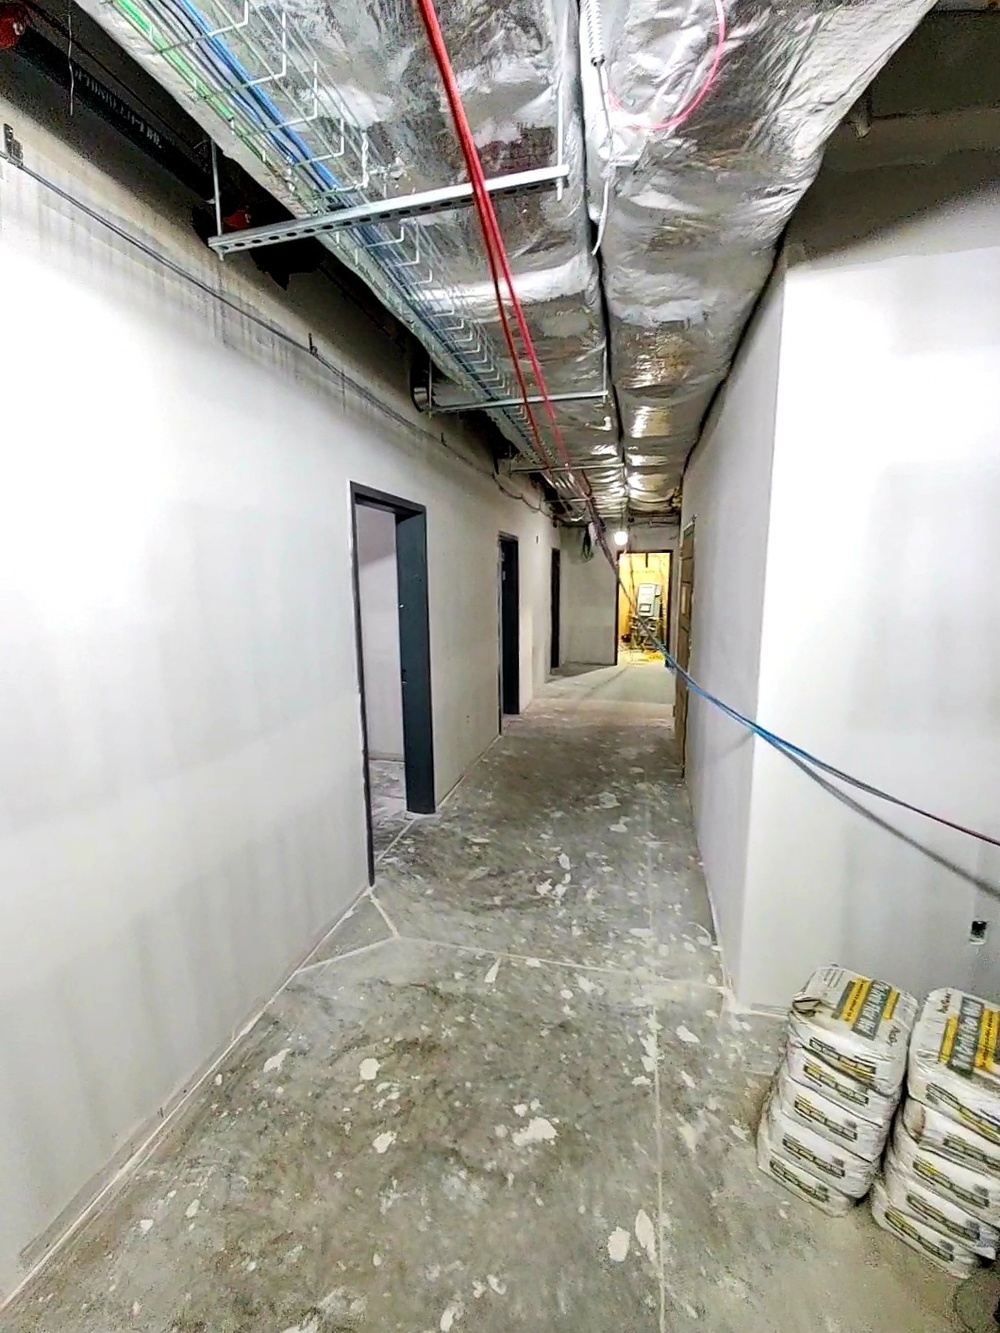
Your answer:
167;0;508;394
646;629;1000;849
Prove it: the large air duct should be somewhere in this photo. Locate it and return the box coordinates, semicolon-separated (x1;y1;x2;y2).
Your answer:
73;0;935;522
581;0;935;513
71;0;624;517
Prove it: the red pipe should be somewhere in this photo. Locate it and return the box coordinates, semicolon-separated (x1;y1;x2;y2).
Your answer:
413;0;602;519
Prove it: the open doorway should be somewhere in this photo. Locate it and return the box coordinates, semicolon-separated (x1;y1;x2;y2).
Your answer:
550;547;561;671
352;485;435;884
499;534;520;719
675;524;695;769
618;550;671;659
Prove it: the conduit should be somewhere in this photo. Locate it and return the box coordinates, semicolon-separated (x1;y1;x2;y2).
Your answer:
73;0;619;511
72;0;938;523
581;0;937;514
413;0;602;522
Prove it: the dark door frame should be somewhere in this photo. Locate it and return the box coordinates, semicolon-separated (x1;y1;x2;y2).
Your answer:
549;547;561;671
663;550;675;656
616;549;624;663
351;483;436;885
498;533;520;718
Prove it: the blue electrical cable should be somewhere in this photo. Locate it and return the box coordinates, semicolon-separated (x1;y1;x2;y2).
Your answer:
164;0;514;400
644;625;1000;850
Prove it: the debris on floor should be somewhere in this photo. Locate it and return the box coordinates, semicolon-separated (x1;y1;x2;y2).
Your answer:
2;692;961;1332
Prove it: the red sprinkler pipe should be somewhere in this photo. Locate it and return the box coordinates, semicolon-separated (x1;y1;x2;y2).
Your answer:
413;0;604;521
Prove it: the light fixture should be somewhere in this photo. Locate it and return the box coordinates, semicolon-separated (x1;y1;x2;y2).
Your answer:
613;529;629;547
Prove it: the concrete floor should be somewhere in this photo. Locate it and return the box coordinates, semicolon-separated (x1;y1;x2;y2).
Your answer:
5;670;960;1332
549;660;676;708
368;759;410;856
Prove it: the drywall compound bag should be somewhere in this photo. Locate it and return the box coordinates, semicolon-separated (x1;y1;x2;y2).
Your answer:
776;1062;889;1162
892;1119;1000;1226
871;1175;979;1278
762;1091;875;1198
756;1106;855;1217
788;965;917;1097
784;1040;897;1127
909;988;1000;1144
903;1097;1000;1179
883;1143;999;1259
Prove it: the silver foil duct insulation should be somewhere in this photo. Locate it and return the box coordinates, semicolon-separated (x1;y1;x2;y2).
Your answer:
76;0;932;520
582;0;934;512
73;0;622;510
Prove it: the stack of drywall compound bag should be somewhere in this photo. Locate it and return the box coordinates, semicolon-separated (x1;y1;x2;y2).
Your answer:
870;987;1000;1276
758;965;918;1216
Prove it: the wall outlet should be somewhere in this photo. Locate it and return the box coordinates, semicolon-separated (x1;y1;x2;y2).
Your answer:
3;124;23;167
970;919;990;944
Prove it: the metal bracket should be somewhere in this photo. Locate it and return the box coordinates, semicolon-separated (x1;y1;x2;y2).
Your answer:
417;389;607;416
3;124;23;168
506;461;618;475
208;163;570;255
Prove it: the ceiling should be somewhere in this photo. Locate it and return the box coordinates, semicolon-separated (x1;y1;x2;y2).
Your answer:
60;0;1000;525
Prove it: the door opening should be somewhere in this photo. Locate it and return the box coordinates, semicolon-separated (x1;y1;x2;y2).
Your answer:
550;547;561;671
499;534;520;718
352;485;436;885
676;524;695;769
618;550;671;657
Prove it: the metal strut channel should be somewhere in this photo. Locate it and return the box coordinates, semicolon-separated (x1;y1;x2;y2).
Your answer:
420;390;608;415
208;164;570;254
505;460;619;474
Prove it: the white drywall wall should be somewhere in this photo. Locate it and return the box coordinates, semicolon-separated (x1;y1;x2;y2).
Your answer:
738;151;1000;1009
0;91;555;1299
681;274;785;987
629;523;680;553
559;528;617;665
355;506;404;761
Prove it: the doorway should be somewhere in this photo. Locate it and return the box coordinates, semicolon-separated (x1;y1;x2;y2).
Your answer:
550;548;561;671
676;524;695;769
351;485;436;884
499;534;520;718
618;550;671;657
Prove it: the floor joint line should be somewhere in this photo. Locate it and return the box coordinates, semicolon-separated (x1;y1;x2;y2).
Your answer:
374;815;416;866
644;799;667;1333
381;931;725;989
366;890;401;938
293;938;392;976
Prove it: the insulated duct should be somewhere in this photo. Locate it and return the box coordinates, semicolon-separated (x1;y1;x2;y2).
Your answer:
72;0;935;522
581;0;935;514
70;0;622;517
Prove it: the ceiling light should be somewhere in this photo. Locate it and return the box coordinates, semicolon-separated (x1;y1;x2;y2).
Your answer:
613;530;629;547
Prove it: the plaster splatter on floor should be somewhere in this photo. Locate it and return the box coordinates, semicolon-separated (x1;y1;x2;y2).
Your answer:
511;1117;557;1148
634;1209;657;1264
262;1047;290;1074
3;675;956;1333
608;1228;631;1263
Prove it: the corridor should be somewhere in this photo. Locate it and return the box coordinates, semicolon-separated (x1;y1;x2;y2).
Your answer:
7;685;955;1332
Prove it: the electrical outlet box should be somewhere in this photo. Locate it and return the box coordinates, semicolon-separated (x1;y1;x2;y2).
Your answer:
970;919;989;944
3;123;23;167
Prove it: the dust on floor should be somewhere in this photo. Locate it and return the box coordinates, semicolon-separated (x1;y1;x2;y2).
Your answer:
4;685;959;1332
